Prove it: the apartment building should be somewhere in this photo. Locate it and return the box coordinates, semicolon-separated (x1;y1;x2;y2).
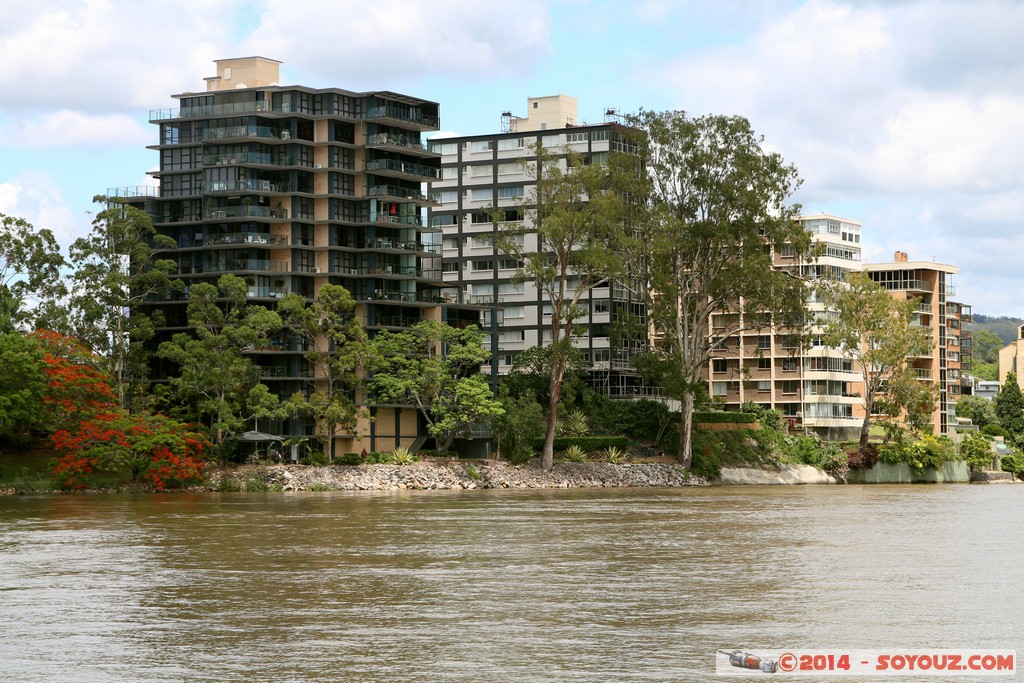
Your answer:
130;57;475;453
864;251;973;436
706;214;866;440
428;96;650;398
997;325;1024;389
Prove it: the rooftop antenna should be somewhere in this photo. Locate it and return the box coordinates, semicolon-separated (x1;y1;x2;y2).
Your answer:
501;111;522;134
604;107;620;123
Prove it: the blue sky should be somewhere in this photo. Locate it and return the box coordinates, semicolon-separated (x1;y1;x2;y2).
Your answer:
2;0;1023;314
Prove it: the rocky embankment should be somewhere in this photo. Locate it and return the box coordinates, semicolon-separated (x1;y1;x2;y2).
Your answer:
210;460;707;491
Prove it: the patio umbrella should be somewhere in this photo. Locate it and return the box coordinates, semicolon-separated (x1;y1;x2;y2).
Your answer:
237;430;283;442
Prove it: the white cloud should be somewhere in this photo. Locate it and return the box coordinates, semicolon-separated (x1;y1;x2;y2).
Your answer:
241;0;553;88
645;0;1024;314
0;171;84;248
0;111;150;149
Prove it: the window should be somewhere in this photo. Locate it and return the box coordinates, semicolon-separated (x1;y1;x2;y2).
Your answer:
471;189;493;201
758;335;771;350
497;138;524;151
712;382;729;396
499;330;525;342
438;190;458;203
782;335;798;349
442;262;458;273
713;359;727;374
567;132;588;143
429;141;458;155
498;282;523;295
440;166;458;180
498;259;522;270
827;219;841;234
497;162;521;175
758;358;771;370
542;134;560;147
497;186;524;199
781;380;798;395
442;237;459;250
757;381;771;393
591;130;609;142
593;300;610;314
470;164;492;177
782;358;798;372
472;260;493;271
471;140;495;152
503;306;524;318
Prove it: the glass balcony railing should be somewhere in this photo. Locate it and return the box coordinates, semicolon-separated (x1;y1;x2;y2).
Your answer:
366;133;430;153
365;106;439;129
204;233;289;247
365;158;438;180
205;206;274;219
206;179;288;193
366;185;439;202
204;125;289;141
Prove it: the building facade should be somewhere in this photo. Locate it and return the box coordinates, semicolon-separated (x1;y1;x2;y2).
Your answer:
865;251;973;436
428;96;651;398
705;214;866;440
132;57;473;453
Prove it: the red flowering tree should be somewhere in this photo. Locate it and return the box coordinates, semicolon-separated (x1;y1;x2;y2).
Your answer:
51;411;211;490
30;330;117;434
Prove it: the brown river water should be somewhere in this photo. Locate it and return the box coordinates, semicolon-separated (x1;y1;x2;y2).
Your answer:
1;485;1021;682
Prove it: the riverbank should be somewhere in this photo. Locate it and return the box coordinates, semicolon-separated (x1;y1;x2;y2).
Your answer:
211;460;708;492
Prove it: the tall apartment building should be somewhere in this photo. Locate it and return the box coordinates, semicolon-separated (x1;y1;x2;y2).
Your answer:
131;57;472;453
428;96;650;398
706;214;866;440
865;251;973;436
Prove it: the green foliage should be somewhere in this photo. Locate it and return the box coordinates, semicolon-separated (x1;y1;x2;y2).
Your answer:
782;434;849;477
504;345;589;407
741;401;784;431
970;329;1006;365
561;445;589;462
0;213;67;333
877;434;956;475
0;332;47;444
972;363;998;382
491;390;543;465
959;433;995;471
367;321;502;452
690;430;725;480
954;395;997;429
602;445;626;464
302;449;329;467
626;110;811;471
541;436;628;451
390;447;417;465
982;423;1009;437
558;409;590;437
11;467;54;495
995;372;1024;436
692;411;758;424
307;483;333;492
1000;451;1024;475
243;467;271;492
337;452;361;466
464;465;481;480
216;476;242;492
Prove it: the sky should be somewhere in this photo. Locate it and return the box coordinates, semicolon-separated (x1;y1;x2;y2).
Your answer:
2;0;1023;314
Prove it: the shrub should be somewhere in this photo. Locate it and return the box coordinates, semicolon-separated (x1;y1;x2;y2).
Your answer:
1001;451;1024;475
960;433;995;471
560;409;590;437
307;482;333;491
692;411;757;424
562;445;588;462
391;447;417;465
217;476;242;493
603;445;626;464
690;430;724;480
982;423;1010;438
539;436;628;452
464;465;481;480
337;452;361;466
878;434;956;475
302;450;329;467
741;401;784;431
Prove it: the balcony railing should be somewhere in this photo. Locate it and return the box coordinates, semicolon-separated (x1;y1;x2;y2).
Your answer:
205;233;289;247
206;179;288;193
366;133;431;153
204;125;289;142
365;106;439;129
206;206;276;219
366;185;438;202
365;158;438;180
375;214;423;227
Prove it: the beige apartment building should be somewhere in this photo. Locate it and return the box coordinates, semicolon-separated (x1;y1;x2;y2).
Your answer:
864;251;972;436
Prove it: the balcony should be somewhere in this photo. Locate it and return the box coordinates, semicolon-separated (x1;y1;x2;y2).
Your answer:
204;125;289;142
365;158;438;181
366;133;438;157
206;179;288;194
179;259;289;275
366;185;438;203
365;106;439;130
362;290;446;304
205;233;289;247
152;101;273;121
914;368;934;380
205;206;277;220
375;213;423;227
203;152;295;167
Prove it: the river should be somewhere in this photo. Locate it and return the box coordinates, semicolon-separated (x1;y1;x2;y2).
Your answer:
1;485;1021;682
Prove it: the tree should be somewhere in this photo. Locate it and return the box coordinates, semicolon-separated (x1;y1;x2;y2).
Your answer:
32;330;118;435
495;143;642;468
994;371;1024;439
503;344;589;407
367;321;503;453
820;273;934;451
0;332;47;444
277;284;370;461
954;394;997;429
67;196;178;408
0;213;67;332
491;389;544;464
971;329;1004;366
158;274;281;445
627;110;813;469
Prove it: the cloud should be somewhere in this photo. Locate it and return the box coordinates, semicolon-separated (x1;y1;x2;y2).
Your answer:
645;0;1024;314
241;0;553;89
0;111;151;149
0;171;83;248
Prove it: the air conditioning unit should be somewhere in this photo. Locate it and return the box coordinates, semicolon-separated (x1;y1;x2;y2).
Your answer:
313;267;322;273
314;163;323;169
